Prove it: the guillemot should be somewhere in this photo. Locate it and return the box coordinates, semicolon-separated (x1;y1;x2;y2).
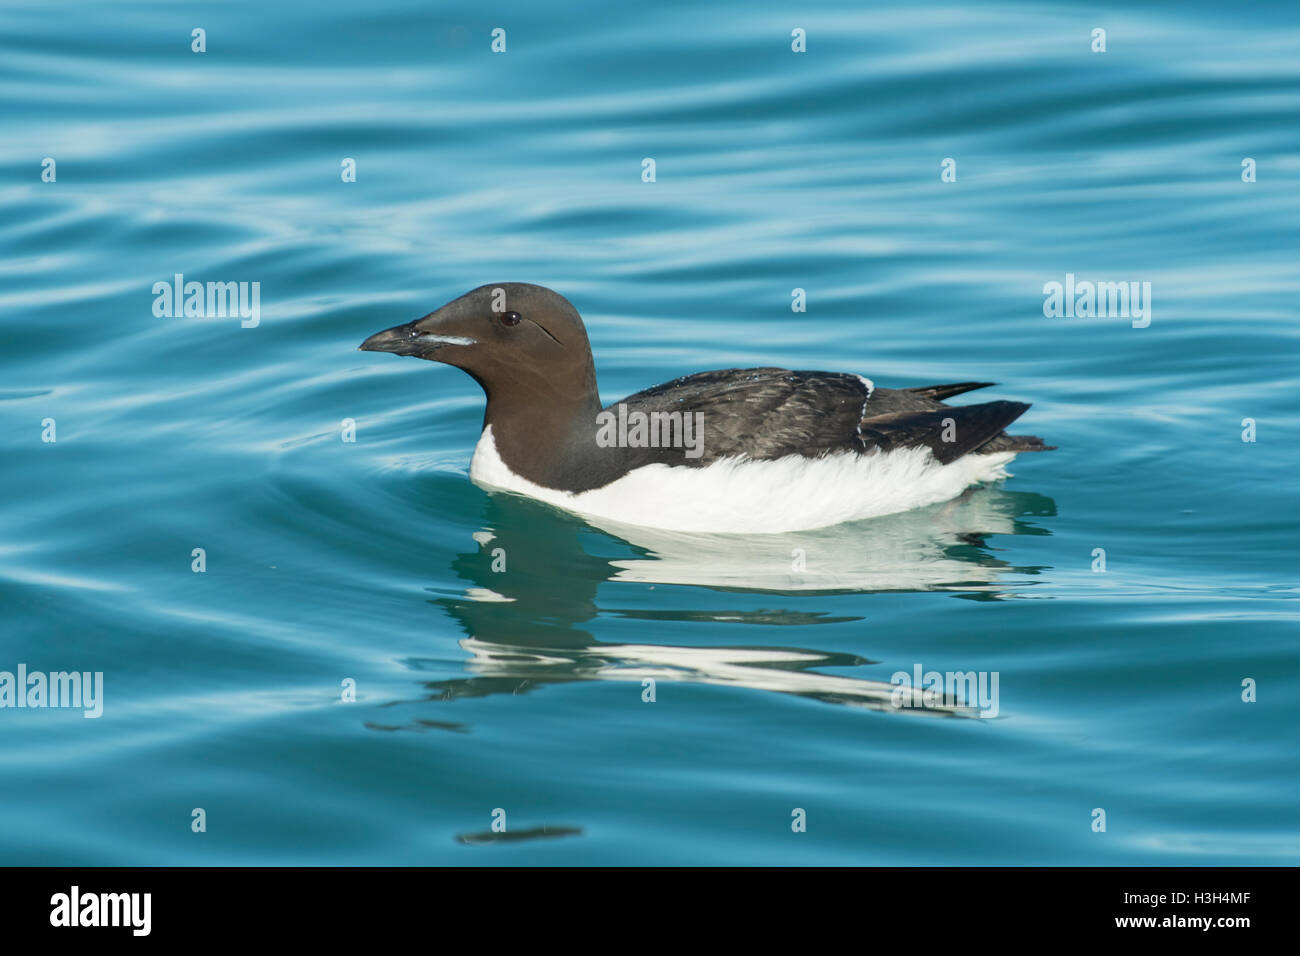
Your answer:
360;283;1053;533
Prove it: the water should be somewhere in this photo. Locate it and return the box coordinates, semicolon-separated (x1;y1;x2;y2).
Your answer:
2;0;1297;865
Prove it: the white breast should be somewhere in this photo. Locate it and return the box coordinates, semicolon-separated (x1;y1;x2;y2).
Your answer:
469;426;1017;534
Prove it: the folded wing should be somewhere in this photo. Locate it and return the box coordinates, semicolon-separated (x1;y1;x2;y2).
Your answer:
613;369;1051;467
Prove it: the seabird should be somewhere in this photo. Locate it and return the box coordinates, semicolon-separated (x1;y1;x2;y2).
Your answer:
360;283;1053;533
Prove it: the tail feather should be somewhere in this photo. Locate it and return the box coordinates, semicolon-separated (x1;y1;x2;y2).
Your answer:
867;384;1054;459
979;433;1056;454
904;381;996;401
858;400;1033;464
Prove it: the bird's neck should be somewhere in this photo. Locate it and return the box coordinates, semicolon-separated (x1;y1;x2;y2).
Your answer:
479;375;606;491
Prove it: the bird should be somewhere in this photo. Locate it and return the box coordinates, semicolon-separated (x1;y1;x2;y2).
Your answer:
359;283;1052;533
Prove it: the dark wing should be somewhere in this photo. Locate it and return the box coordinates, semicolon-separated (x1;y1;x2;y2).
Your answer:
610;370;1053;469
613;368;867;466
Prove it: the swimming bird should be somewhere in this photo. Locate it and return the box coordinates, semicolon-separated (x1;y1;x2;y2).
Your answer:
360;283;1052;533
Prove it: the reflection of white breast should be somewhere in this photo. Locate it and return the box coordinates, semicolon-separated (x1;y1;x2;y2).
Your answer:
470;424;1017;534
455;636;975;716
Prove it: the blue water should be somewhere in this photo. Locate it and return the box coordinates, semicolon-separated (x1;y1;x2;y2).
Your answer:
2;0;1298;865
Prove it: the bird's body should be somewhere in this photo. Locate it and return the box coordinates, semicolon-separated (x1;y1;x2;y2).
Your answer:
361;283;1052;533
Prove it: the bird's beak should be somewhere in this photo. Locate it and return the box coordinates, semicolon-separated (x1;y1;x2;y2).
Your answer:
358;322;414;355
358;321;477;358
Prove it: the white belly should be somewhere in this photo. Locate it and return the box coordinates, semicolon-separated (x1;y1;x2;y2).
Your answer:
469;425;1016;534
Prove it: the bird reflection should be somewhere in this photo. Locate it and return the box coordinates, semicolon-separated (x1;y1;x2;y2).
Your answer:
367;483;1055;727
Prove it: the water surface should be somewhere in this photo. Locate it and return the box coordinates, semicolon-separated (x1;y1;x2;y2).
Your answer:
1;0;1298;864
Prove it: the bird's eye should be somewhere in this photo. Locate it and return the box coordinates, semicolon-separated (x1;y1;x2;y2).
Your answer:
499;311;522;327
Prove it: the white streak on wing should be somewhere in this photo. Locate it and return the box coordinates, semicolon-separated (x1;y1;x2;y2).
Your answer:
854;373;875;447
470;425;1017;534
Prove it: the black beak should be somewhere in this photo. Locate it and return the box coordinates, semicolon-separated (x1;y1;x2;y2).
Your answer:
360;313;478;359
358;322;418;356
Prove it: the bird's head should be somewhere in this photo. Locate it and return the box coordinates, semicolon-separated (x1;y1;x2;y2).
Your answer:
360;283;597;407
